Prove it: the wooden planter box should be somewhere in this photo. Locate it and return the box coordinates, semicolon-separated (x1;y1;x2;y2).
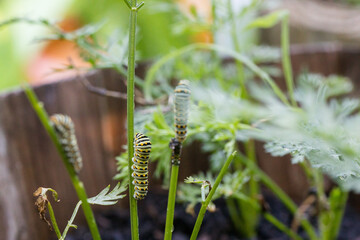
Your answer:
1;43;360;240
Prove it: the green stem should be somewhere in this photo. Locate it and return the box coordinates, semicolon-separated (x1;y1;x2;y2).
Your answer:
328;190;348;239
225;198;243;230
190;151;236;240
164;165;180;240
237;153;318;240
263;212;303;240
227;0;247;98
62;201;82;240
144;43;289;106
47;202;62;239
124;1;141;239
281;14;296;106
23;85;101;240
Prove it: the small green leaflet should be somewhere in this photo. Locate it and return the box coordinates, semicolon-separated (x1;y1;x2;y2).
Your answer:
87;183;126;206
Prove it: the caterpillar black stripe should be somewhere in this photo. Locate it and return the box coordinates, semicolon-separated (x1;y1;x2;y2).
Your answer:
132;133;151;200
50;114;83;173
174;80;191;142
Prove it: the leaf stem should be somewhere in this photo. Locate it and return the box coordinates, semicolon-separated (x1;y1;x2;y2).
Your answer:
47;202;62;239
281;13;296;106
263;212;303;240
190;151;236;240
62;201;82;239
23;85;102;239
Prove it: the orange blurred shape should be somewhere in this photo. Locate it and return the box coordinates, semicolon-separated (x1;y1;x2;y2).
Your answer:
177;0;213;43
27;17;90;85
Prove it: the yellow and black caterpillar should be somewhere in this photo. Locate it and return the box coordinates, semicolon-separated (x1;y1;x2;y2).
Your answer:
50;114;83;173
132;133;151;200
174;80;191;142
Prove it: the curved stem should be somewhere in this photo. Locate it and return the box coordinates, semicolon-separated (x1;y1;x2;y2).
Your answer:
23;85;102;240
144;43;289;106
47;202;62;239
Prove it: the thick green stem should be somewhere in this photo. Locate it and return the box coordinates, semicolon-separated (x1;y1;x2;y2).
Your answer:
190;151;236;240
164;165;180;240
264;212;303;240
23;85;101;240
328;190;348;239
281;14;296;106
125;1;141;239
47;202;62;239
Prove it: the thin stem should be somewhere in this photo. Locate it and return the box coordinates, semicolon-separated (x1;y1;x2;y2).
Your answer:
237;153;318;240
124;1;141;239
23;85;101;240
164;165;180;240
227;0;247;98
190;151;236;240
144;43;289;106
62;201;82;239
281;14;296;106
264;212;303;240
47;202;62;239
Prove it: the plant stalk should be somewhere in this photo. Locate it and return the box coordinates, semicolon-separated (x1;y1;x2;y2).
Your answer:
23;85;102;240
125;0;141;239
164;165;180;240
190;151;236;240
47;202;62;239
264;212;303;240
281;14;296;106
62;201;82;239
227;0;247;98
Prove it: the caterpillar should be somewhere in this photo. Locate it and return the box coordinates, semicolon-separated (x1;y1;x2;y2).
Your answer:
174;80;191;142
50;114;83;173
132;133;151;200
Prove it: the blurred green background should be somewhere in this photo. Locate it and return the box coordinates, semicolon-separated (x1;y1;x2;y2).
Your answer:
0;0;196;92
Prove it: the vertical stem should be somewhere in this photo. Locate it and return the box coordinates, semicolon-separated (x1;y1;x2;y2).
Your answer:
164;165;180;240
329;191;348;239
281;14;296;106
190;152;236;240
23;85;102;240
125;1;140;239
227;0;247;98
47;202;62;239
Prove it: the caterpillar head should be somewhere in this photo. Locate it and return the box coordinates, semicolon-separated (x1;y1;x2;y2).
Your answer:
50;114;75;135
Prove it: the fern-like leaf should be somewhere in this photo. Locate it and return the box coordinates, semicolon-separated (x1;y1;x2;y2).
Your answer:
87;183;126;206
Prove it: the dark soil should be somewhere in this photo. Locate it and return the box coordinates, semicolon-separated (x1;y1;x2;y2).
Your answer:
66;190;360;240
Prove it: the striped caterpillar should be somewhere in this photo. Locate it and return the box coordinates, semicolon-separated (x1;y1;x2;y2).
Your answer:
50;114;83;173
132;133;151;200
174;80;191;142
